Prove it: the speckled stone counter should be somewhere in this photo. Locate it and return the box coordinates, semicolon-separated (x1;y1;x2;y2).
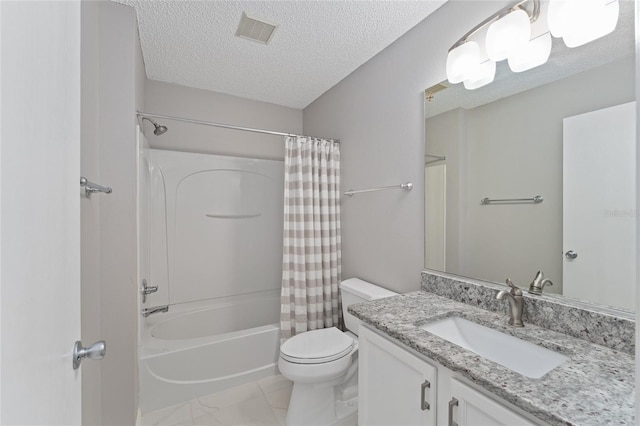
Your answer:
422;271;635;354
349;291;635;426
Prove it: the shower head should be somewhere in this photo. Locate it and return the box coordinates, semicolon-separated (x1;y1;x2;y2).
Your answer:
154;124;168;136
141;116;168;136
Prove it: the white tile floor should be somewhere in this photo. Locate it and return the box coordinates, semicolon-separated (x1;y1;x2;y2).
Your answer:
139;374;358;426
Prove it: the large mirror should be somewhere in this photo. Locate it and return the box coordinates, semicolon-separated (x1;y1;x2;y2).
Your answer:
424;1;636;312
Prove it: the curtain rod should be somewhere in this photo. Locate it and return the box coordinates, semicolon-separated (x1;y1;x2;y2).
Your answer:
137;111;340;143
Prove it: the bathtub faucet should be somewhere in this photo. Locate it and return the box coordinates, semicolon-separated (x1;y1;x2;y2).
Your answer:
142;306;169;317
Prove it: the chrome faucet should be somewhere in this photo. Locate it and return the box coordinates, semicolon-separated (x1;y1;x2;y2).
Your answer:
528;270;553;295
496;279;524;327
141;306;169;318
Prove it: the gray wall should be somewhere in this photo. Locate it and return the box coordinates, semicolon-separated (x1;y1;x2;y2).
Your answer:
458;57;633;293
303;1;510;293
81;2;144;424
144;80;302;160
424;108;466;275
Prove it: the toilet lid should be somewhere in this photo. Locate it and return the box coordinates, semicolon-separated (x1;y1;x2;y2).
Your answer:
281;327;354;364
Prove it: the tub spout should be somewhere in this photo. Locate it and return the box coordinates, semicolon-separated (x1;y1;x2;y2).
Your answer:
142;305;169;317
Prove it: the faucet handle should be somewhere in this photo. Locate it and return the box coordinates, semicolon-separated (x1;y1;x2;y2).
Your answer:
505;278;523;296
528;271;553;294
532;270;543;283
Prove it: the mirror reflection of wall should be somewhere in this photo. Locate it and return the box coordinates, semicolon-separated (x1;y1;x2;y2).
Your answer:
425;53;636;312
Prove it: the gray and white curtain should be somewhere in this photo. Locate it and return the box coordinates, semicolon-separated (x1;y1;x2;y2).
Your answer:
280;135;341;340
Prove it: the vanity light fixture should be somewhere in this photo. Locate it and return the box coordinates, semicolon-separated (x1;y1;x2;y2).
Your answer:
548;0;619;48
486;8;531;61
446;41;483;84
463;60;497;90
446;0;542;89
445;0;619;89
507;31;552;72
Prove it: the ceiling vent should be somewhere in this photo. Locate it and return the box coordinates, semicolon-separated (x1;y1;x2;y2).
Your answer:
236;12;278;45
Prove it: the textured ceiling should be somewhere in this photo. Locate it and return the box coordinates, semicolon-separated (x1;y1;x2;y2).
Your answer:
113;0;447;109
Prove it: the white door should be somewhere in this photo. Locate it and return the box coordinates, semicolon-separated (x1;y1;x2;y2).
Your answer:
1;1;82;423
563;102;636;311
359;326;437;426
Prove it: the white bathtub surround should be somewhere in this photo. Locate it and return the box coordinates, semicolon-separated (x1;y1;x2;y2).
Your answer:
139;292;281;413
138;149;285;413
142;149;284;308
144;291;280;346
281;136;342;339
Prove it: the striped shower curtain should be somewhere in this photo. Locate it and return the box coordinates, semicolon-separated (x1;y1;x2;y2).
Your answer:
280;135;342;340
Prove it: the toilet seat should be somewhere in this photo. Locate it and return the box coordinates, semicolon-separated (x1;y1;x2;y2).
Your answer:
281;327;354;364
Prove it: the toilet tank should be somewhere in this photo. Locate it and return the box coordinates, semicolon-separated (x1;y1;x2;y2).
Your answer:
341;278;397;335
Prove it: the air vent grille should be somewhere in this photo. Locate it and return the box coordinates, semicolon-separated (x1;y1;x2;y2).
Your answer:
236;12;278;45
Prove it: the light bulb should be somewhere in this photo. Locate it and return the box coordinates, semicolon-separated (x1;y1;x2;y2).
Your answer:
508;32;552;72
548;0;619;48
486;9;531;62
463;60;496;90
446;41;482;84
548;0;574;38
563;0;619;47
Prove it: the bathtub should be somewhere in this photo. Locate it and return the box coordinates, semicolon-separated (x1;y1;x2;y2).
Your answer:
139;290;281;413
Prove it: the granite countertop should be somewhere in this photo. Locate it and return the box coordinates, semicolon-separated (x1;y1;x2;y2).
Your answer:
350;291;635;426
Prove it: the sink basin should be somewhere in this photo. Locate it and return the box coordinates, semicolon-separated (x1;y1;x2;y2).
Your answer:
420;317;568;379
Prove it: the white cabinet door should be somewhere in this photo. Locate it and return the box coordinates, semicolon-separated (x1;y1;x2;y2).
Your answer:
448;379;535;426
359;326;437;426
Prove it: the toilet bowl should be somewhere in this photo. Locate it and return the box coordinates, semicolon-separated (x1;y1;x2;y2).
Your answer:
279;278;397;426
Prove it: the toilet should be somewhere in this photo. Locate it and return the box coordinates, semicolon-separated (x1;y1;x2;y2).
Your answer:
279;278;397;426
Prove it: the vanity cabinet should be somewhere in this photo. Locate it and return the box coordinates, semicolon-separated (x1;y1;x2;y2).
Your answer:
359;326;539;426
359;325;437;425
448;379;536;426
